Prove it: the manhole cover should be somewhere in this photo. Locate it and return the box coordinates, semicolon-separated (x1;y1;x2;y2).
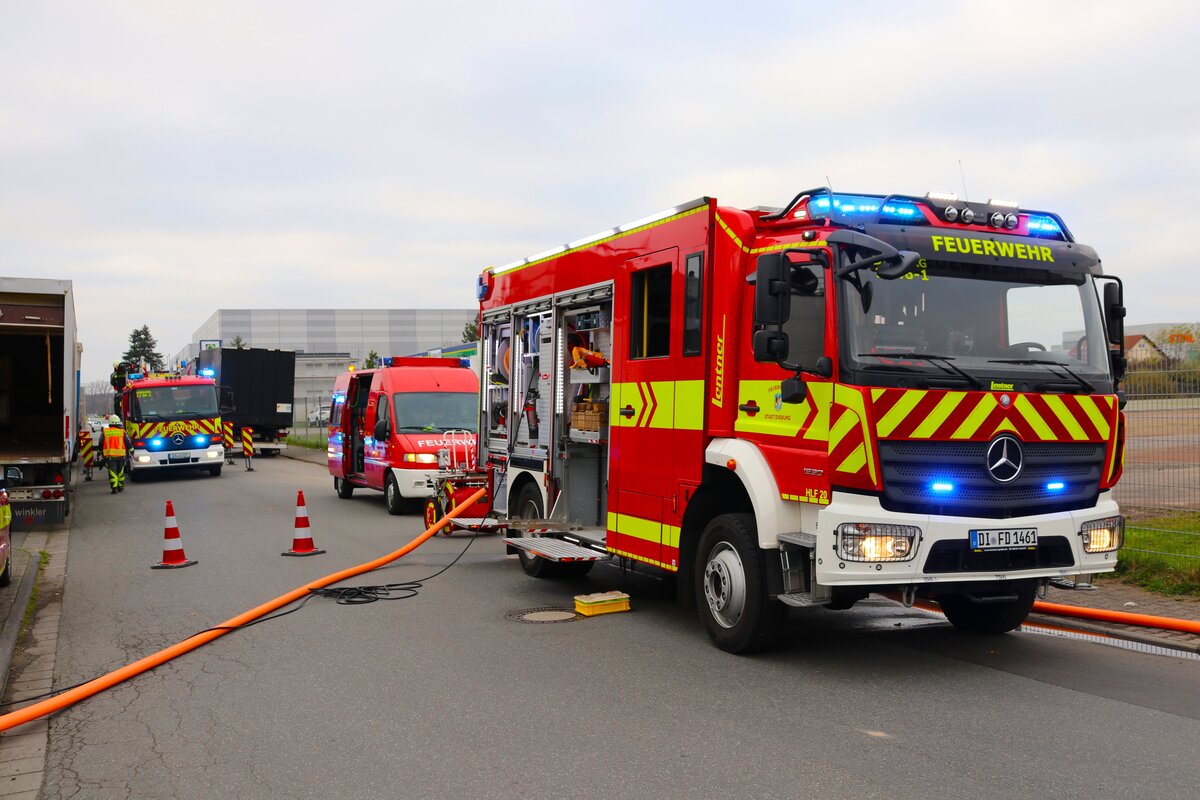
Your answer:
504;606;581;624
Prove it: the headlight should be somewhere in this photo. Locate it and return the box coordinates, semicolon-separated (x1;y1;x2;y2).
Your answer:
403;453;439;464
1080;516;1123;553
206;450;221;459
836;523;920;562
136;455;151;463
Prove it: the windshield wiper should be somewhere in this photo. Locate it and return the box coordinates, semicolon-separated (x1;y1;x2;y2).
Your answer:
857;353;983;390
987;359;1095;393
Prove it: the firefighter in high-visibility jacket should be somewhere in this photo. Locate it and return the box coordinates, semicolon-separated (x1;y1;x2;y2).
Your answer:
101;414;130;494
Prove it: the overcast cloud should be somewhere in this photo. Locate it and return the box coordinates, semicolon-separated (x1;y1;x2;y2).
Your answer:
2;0;1197;382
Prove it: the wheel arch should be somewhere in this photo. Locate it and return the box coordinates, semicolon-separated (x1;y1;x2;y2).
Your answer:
507;469;543;517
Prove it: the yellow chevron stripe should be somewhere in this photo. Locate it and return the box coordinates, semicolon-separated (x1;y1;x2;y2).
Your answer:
876;390;926;437
1078;396;1111;439
828;408;859;450
1042;394;1087;441
1014;395;1055;440
837;444;867;474
951;394;998;439
912;391;966;438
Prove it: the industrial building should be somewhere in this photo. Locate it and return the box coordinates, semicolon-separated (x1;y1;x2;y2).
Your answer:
173;308;477;419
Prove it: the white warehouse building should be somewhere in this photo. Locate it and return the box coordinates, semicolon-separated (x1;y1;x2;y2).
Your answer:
173;308;477;419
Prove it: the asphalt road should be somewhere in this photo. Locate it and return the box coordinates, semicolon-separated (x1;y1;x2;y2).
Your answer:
41;456;1200;799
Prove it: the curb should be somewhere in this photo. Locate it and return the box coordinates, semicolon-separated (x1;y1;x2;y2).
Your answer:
1025;612;1200;655
0;548;39;700
282;447;326;467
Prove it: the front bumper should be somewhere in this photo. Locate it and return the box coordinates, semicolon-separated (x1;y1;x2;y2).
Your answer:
805;491;1121;586
131;446;224;469
389;467;436;499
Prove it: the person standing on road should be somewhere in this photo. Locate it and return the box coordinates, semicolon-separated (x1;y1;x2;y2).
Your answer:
101;414;130;494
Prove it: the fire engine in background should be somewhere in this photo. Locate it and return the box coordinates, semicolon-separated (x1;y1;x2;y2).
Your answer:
469;190;1127;653
327;358;479;515
112;365;224;478
194;346;295;456
0;277;81;526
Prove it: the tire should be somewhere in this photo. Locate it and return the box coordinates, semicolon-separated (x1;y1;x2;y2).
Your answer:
335;477;354;499
512;483;561;578
209;464;222;477
694;513;784;654
0;554;11;588
938;581;1037;634
385;475;404;516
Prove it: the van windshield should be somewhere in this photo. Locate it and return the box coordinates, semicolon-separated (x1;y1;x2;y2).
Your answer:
392;392;478;433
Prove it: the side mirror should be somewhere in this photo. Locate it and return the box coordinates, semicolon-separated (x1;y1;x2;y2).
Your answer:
780;377;807;404
1103;281;1125;347
752;329;790;363
373;418;390;441
1110;352;1126;383
753;253;791;326
875;250;923;279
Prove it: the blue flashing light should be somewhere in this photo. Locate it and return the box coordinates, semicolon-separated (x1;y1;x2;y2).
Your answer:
809;194;922;220
128;373;144;380
931;482;955;493
1026;214;1063;237
194;435;208;446
149;438;164;450
1046;481;1065;491
199;368;216;378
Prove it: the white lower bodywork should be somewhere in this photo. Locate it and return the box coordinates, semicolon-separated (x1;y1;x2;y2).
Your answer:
705;438;1120;588
131;445;224;470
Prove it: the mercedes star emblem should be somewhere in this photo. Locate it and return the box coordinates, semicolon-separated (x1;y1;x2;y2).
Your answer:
986;435;1023;484
171;433;186;446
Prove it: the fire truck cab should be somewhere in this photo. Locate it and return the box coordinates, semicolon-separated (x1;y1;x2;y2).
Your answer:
120;374;225;478
327;358;480;514
479;191;1128;653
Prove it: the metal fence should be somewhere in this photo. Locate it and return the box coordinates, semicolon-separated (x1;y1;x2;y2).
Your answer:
291;395;333;445
1114;354;1200;572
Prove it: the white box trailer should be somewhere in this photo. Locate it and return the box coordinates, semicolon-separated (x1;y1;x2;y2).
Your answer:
0;277;80;526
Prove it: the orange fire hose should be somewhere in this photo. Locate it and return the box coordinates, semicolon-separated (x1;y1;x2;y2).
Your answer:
1031;600;1200;635
0;488;487;733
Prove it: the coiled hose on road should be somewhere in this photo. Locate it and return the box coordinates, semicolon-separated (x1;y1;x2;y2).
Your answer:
0;488;486;733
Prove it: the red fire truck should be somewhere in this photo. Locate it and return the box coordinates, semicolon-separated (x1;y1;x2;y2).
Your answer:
327;358;479;514
117;372;225;478
474;190;1128;653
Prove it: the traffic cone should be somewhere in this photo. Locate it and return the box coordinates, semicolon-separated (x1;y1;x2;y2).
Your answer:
152;500;198;569
282;490;325;557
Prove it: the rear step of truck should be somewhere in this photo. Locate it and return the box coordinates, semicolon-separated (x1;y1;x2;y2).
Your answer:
503;537;605;563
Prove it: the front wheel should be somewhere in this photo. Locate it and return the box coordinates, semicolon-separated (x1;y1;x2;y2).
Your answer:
385;475;404;516
208;464;222;477
335;477;354;499
695;513;784;654
938;581;1037;633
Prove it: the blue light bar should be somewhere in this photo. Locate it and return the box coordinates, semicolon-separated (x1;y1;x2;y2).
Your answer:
194;435;208;446
199;368;215;377
1026;214;1063;237
931;482;955;493
1046;481;1065;491
809;194;923;221
149;438;163;449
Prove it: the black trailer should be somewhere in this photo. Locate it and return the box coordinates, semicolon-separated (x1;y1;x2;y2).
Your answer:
197;347;295;456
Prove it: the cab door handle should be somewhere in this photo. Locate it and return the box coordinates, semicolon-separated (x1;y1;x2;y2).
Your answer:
619;405;636;418
739;401;759;416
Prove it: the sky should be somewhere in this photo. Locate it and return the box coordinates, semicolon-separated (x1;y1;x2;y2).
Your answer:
3;0;1198;384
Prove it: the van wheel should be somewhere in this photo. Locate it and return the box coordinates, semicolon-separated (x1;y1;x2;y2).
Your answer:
512;483;562;578
385;475;404;516
209;464;222;477
695;513;784;654
939;581;1037;634
335;477;354;499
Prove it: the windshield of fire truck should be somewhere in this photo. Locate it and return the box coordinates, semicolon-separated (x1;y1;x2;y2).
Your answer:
130;384;219;421
838;261;1113;392
392;392;478;433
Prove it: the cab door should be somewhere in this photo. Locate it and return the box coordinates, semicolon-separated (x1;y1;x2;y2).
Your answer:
363;384;391;490
608;248;679;567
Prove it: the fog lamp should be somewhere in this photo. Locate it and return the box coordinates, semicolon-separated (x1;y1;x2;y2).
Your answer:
836;523;920;562
403;453;438;464
1081;516;1124;553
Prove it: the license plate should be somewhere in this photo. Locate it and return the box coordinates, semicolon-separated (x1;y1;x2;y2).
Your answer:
167;453;190;463
969;528;1038;551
